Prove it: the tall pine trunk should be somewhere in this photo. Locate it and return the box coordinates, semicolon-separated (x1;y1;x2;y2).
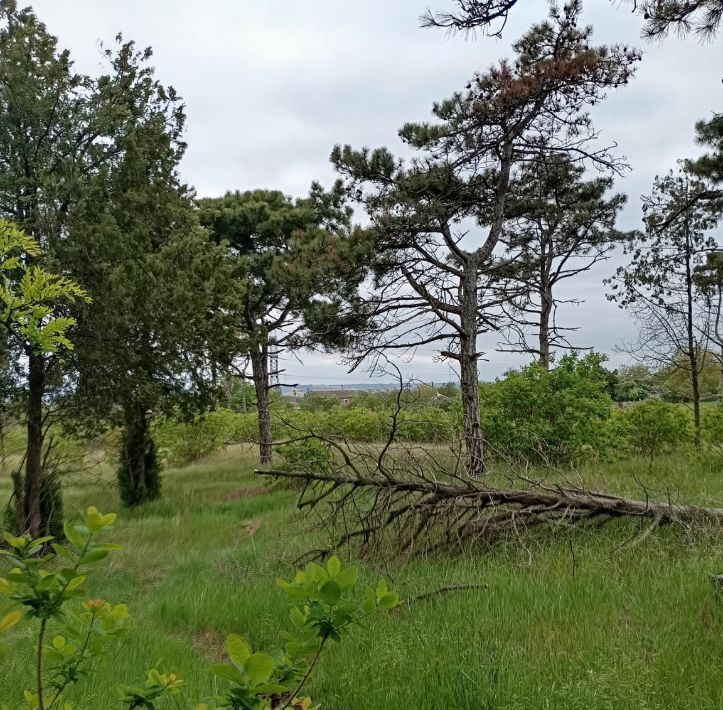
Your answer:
538;248;553;371
684;229;702;448
460;263;484;476
539;288;552;371
118;404;161;507
22;352;45;535
250;345;272;465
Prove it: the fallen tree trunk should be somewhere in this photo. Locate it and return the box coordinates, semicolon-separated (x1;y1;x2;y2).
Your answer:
258;467;723;553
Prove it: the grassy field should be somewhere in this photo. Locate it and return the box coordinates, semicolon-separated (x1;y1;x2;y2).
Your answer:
1;446;722;709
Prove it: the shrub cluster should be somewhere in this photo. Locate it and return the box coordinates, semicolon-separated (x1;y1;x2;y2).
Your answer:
152;354;718;469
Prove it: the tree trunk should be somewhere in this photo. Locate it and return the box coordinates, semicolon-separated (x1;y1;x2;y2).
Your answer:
250;345;273;465
460;262;484;475
684;230;702;448
539;287;552;371
118;403;161;507
22;352;45;536
538;242;553;371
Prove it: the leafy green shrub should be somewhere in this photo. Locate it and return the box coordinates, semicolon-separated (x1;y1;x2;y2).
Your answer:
396;407;461;443
207;557;398;709
277;438;333;472
0;507;131;709
331;408;388;442
480;353;619;463
154;409;257;467
619;400;694;461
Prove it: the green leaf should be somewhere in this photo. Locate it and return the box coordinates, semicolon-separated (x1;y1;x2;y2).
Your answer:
376;579;389;597
209;663;245;685
336;565;358;591
290;607;306;626
362;588;377;614
326;556;341;578
0;610;22;633
378;592;400;610
63;523;86;550
52;544;75;562
79;549;109;564
30;536;54;548
2;532;27;549
65;576;86;592
225;634;252;666
319;580;341;606
244;652;275;686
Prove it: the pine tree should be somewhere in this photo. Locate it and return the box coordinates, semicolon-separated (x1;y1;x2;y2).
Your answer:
609;166;720;445
500;156;629;369
198;184;368;465
333;2;638;474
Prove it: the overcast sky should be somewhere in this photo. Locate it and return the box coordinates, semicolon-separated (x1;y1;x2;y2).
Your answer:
30;0;723;384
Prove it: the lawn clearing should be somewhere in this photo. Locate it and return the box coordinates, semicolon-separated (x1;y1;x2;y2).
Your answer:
1;446;722;709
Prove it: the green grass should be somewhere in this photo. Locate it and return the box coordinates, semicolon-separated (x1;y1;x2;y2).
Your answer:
1;446;722;709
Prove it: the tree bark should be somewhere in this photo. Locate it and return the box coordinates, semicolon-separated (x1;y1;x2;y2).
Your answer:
539;286;552;371
538;245;553;371
684;228;702;448
250;345;273;465
119;403;160;507
22;352;45;536
459;262;484;475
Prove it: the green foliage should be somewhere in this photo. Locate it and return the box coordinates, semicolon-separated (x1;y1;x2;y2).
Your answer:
154;410;257;467
120;669;185;709
481;353;618;463
298;394;339;413
619;400;694;459
277;438;334;472
2;500;399;710
0;221;90;356
658;353;722;400
0;507;127;709
206;556;398;710
396;407;461;443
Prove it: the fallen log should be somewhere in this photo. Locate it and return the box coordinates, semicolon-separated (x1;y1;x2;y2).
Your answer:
257;467;723;553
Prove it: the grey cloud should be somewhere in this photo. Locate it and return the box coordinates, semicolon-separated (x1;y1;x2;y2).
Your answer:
30;0;723;382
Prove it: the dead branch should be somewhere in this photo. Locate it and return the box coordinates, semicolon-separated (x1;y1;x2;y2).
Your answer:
257;466;723;555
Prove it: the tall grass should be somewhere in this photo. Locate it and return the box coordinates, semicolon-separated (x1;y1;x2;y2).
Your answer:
1;446;721;709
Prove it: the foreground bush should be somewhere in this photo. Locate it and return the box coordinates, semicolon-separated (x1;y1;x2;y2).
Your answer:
0;507;398;709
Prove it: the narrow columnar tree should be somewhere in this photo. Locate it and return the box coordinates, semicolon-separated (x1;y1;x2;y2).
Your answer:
609;167;720;445
333;2;638;474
